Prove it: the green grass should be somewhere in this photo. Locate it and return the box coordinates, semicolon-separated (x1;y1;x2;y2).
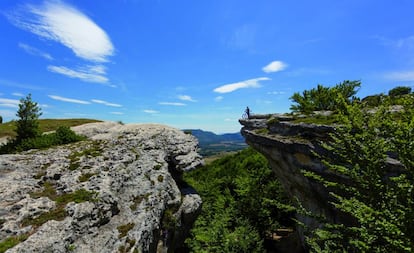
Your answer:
117;223;135;238
24;184;98;228
0;118;101;138
0;234;29;253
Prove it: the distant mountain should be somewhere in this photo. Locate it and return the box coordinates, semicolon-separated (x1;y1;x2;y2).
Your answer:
183;129;247;156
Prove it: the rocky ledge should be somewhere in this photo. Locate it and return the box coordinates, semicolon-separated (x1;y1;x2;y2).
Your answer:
240;114;405;249
0;122;203;253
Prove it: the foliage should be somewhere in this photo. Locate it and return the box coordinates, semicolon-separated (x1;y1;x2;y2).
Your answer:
15;94;42;142
0;234;29;253
0;115;2;124
24;184;98;228
388;86;412;97
290;80;360;113
0;126;86;154
184;148;295;252
304;95;414;252
0;118;100;139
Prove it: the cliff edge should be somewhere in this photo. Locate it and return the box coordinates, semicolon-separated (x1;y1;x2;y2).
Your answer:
0;122;203;253
240;114;349;248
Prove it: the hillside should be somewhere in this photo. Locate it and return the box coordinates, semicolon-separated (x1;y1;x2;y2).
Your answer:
184;129;247;156
0;119;101;139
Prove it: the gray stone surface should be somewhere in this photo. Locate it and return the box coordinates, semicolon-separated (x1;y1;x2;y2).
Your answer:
0;122;203;253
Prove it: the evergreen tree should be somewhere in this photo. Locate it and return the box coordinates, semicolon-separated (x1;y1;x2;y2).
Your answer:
15;94;42;142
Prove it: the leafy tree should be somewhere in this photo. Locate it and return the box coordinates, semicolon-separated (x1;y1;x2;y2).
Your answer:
184;148;295;252
305;95;414;252
388;86;412;97
290;80;360;113
0;115;2;124
15;94;42;142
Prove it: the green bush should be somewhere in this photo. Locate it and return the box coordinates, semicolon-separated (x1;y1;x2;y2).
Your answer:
388;86;412;97
290;80;360;113
0;127;85;154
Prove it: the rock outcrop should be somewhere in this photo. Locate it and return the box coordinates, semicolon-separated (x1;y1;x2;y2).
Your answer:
0;122;203;253
240;114;347;249
240;114;406;249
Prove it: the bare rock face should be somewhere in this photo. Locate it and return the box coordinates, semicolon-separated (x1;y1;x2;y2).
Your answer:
0;122;203;253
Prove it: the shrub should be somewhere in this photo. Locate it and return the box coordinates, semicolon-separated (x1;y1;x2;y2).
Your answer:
290;80;360;113
388;86;412;97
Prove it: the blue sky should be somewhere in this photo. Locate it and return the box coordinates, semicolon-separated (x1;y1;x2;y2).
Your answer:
1;0;414;133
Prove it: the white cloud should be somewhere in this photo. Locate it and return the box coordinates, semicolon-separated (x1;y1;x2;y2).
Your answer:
267;91;286;95
48;95;90;104
215;96;224;101
47;65;109;84
91;99;122;107
159;102;186;106
0;109;15;118
0;98;20;108
8;1;114;62
18;42;53;60
12;92;25;97
143;109;159;114
213;77;270;93
110;112;124;115
385;70;414;81
178;95;197;102
262;61;287;73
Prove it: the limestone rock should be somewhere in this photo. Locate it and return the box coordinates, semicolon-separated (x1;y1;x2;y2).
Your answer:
0;122;203;253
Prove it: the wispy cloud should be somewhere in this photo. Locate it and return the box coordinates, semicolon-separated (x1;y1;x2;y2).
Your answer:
384;70;414;81
215;96;224;101
267;91;286;95
262;61;287;73
12;92;25;97
48;95;90;104
18;42;53;60
0;98;20;108
159;102;186;106
143;109;159;114
178;95;197;102
7;1;114;62
0;109;15;118
91;99;122;107
214;77;270;93
19;43;53;61
110;112;124;115
47;65;110;84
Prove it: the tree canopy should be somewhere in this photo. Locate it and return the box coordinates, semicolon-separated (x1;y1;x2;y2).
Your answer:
304;93;414;252
290;80;361;114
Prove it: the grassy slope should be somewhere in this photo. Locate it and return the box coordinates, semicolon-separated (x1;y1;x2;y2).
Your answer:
0;119;101;138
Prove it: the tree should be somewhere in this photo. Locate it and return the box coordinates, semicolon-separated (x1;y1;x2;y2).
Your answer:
0;115;2;124
388;86;412;97
305;95;414;252
290;80;361;114
15;94;42;142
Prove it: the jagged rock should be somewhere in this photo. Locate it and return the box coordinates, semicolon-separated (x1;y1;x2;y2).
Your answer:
0;122;203;253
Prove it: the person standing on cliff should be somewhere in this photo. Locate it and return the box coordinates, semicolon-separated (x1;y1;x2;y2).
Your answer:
245;106;250;119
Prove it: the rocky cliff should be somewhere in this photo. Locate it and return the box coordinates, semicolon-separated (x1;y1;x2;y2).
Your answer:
0;122;203;253
240;114;348;248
